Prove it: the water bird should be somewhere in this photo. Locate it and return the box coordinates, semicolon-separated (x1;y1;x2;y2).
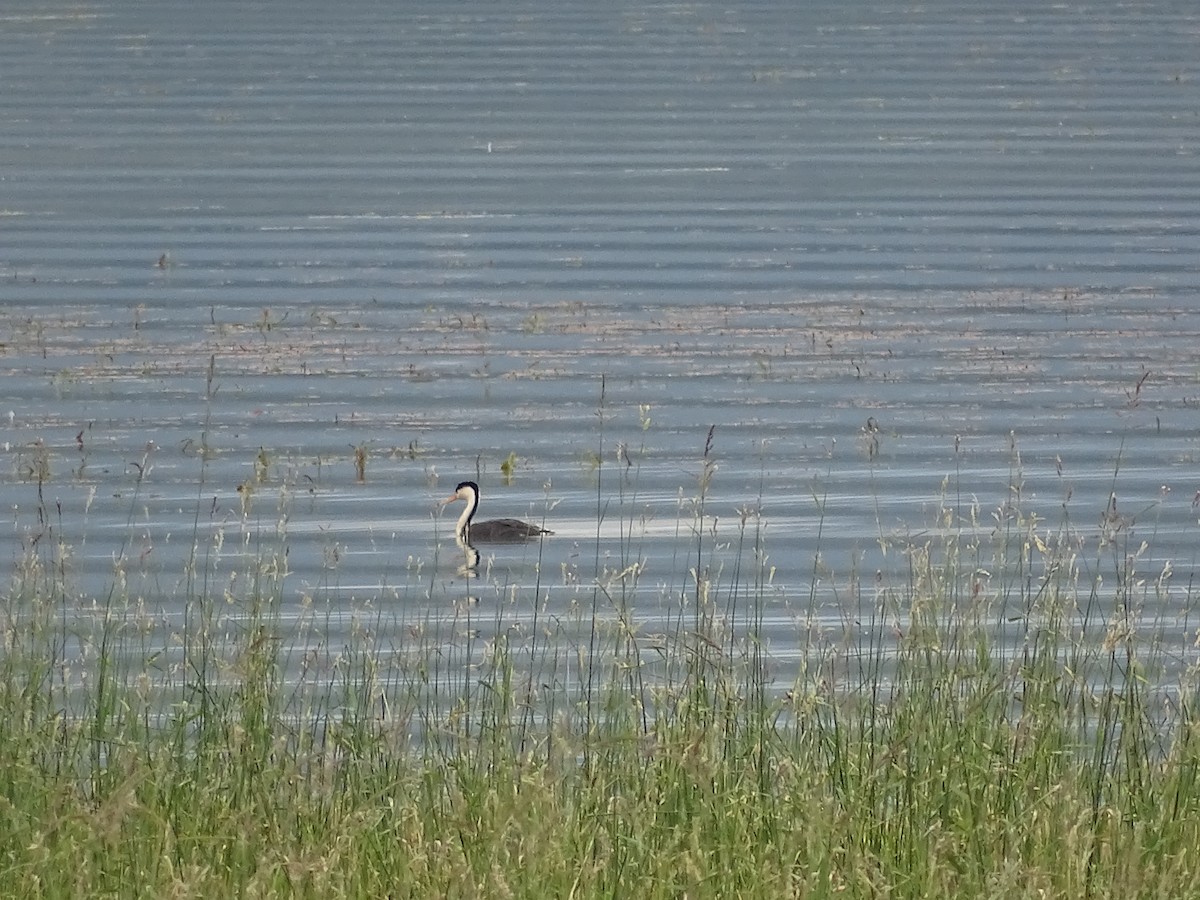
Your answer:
442;480;552;543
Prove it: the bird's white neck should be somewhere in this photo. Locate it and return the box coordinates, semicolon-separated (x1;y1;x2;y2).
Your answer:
454;486;478;539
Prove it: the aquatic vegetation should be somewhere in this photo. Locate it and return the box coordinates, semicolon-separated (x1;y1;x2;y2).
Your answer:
499;449;518;482
2;435;1200;898
353;443;367;482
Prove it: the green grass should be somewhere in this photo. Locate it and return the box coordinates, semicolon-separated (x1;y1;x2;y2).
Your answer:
3;440;1200;899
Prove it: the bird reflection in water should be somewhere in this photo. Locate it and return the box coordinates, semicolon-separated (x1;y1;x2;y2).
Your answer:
455;532;480;577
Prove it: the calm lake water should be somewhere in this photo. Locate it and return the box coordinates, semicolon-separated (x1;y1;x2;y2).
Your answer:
3;2;1200;696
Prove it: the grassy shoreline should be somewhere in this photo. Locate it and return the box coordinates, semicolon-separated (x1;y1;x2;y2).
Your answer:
3;442;1200;898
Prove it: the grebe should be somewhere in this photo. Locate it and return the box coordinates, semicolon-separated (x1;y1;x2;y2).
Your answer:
442;480;552;543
